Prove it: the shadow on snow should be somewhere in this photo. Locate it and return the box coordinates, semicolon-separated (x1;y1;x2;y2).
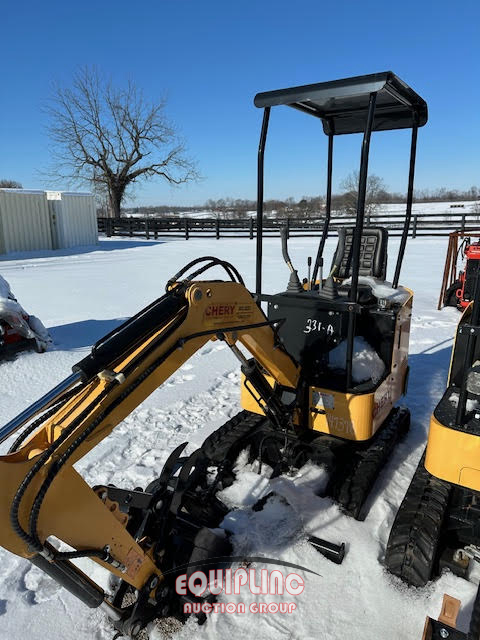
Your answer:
0;239;165;261
48;318;126;351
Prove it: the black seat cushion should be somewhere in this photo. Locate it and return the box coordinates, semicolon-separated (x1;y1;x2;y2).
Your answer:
330;227;388;280
337;283;377;306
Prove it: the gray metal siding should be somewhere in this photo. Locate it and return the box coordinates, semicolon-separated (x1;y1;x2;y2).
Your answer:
55;193;98;248
0;190;53;253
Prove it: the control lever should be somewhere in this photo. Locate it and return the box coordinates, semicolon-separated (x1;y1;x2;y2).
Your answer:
318;257;323;290
280;227;303;293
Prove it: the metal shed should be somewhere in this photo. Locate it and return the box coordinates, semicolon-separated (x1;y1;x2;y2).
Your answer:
0;189;98;255
46;191;98;249
0;190;53;254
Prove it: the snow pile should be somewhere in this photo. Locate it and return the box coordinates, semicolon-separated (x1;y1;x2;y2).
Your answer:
217;452;330;512
0;274;51;351
328;336;386;384
343;276;410;304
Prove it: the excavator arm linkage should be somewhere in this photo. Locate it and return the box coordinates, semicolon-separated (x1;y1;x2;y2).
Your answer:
0;279;299;626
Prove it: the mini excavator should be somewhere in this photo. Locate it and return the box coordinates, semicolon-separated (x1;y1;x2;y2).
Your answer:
386;236;480;639
0;72;427;635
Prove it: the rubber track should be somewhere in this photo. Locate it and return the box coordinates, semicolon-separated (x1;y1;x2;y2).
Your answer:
330;407;410;520
201;410;266;464
202;408;410;521
384;449;451;587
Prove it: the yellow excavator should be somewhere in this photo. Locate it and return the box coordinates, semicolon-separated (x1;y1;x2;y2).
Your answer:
0;72;427;636
386;255;480;640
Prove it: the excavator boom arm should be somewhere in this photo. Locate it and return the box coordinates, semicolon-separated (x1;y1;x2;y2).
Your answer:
0;280;299;597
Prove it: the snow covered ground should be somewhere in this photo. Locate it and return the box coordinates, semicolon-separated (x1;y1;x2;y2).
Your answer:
0;235;476;640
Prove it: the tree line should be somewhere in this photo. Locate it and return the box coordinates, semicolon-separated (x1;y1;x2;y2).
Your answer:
121;179;480;220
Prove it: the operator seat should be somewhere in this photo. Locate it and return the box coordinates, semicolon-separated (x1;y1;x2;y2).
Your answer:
331;227;388;281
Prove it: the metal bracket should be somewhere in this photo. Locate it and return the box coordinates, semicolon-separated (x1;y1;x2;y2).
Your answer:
95;485;153;512
458;324;480;336
422;594;463;640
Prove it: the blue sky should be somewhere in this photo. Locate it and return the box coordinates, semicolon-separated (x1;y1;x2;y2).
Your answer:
1;0;479;206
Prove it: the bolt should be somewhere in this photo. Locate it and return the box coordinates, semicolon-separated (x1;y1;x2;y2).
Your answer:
194;288;203;301
439;628;449;639
273;304;279;310
130;622;142;637
206;288;212;297
149;576;159;589
471;328;475;334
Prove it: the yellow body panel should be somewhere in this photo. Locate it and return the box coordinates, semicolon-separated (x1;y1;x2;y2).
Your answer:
242;290;412;441
425;415;480;491
424;301;480;492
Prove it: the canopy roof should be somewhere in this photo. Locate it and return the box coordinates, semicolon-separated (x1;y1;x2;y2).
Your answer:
254;71;428;135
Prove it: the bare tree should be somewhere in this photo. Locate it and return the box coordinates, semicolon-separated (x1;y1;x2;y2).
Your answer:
0;179;22;188
46;68;198;218
339;172;386;217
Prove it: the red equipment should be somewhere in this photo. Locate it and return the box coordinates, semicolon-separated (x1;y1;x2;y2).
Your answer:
455;241;480;308
0;315;29;346
438;231;480;310
0;275;50;356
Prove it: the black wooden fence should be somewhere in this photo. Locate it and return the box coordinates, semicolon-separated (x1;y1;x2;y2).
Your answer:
98;209;480;240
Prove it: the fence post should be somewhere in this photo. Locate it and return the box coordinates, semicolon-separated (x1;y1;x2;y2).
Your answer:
145;218;150;240
461;214;466;233
286;217;290;239
412;215;418;239
249;217;254;239
216;218;220;239
106;218;112;238
185;218;189;240
154;220;158;240
129;219;133;237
